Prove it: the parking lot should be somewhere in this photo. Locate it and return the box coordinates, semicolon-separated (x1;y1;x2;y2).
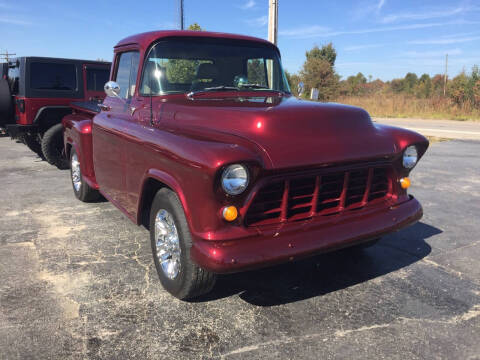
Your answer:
1;136;479;359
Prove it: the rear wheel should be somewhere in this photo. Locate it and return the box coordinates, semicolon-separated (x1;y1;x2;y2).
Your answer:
41;123;69;169
150;188;216;300
70;148;100;202
24;134;44;159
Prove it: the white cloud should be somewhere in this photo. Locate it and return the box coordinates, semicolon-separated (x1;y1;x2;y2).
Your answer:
404;49;462;58
279;25;331;37
246;15;268;27
240;0;256;10
0;16;30;25
344;44;384;51
280;20;479;39
381;6;469;23
377;0;386;11
408;35;480;45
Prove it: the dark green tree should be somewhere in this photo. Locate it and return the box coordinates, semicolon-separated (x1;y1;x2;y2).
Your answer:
403;72;418;94
305;43;337;67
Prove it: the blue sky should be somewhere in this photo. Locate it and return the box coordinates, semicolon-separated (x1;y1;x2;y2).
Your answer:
1;0;479;80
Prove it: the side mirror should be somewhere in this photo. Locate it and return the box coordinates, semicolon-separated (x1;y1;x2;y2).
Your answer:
104;81;121;98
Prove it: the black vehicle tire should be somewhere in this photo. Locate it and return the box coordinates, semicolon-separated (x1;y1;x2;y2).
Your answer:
150;188;217;300
70;147;100;202
41;123;69;169
0;78;13;127
24;134;45;159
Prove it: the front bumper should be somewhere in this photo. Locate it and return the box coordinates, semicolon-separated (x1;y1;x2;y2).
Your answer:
190;196;423;273
6;124;38;139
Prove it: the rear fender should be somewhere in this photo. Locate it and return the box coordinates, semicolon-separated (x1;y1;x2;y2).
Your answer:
62;114;97;188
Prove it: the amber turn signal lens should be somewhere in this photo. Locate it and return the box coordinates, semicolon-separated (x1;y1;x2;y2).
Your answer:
222;206;238;222
400;177;411;189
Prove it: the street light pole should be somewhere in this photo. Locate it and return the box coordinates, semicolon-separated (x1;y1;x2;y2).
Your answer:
179;0;184;30
268;0;278;45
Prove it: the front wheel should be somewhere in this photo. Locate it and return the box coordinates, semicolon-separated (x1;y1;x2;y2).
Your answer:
150;188;216;300
70;148;100;202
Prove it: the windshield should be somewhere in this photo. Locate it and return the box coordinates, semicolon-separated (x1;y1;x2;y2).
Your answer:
140;38;290;95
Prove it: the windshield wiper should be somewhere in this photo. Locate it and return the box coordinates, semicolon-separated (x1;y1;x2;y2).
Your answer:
187;86;240;98
238;83;270;90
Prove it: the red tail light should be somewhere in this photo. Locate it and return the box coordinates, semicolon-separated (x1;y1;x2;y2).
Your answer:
16;99;25;113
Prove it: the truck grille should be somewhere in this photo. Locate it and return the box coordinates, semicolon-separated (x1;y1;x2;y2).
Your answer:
245;166;392;226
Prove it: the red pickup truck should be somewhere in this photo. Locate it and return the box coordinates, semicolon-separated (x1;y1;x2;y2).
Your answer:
63;30;428;299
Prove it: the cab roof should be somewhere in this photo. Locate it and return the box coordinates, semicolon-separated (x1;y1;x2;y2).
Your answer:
115;30;277;50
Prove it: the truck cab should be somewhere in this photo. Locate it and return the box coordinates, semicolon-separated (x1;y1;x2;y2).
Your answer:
0;57;110;168
63;30;428;300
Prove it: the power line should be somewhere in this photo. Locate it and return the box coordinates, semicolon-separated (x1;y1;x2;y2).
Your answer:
443;53;448;97
0;50;16;62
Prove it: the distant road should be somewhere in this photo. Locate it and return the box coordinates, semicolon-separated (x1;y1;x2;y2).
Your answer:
373;117;480;141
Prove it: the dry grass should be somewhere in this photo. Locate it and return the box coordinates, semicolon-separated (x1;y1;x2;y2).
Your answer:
336;93;480;121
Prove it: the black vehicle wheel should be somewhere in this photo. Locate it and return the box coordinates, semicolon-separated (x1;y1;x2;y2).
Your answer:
150;188;217;300
70;147;100;202
0;78;13;127
41;123;69;169
24;134;45;159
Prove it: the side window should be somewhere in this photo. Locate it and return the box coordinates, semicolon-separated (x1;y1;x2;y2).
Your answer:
30;62;77;91
247;58;268;87
7;64;20;95
114;51;139;99
86;68;110;91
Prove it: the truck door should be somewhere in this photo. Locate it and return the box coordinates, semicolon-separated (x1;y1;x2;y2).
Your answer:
92;51;139;207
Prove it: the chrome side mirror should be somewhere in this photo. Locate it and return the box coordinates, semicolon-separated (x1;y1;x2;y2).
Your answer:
104;81;121;98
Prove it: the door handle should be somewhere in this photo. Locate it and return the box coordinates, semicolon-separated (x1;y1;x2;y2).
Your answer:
98;103;111;111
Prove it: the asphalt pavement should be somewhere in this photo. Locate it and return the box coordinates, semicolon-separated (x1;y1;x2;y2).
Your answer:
0;136;479;359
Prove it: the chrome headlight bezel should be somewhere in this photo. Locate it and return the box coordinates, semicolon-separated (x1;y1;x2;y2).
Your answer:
221;164;249;195
403;145;418;169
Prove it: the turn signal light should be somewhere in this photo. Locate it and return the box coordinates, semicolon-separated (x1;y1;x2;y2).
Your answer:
400;177;411;189
222;206;238;222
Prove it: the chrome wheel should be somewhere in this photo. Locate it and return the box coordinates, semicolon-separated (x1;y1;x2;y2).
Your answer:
71;152;81;192
154;209;181;280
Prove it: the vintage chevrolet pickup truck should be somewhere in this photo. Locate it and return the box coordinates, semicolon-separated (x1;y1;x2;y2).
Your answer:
62;30;428;299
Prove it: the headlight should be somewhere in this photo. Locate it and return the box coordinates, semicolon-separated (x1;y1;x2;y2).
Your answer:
403;145;418;169
221;164;249;195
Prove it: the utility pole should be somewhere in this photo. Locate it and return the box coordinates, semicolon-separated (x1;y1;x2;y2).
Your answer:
0;50;16;62
179;0;184;30
443;53;448;96
268;0;278;45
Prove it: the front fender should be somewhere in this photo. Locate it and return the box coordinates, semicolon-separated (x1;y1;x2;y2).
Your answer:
136;169;190;226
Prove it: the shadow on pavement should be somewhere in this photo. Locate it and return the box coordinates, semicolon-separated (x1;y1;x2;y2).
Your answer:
196;222;440;306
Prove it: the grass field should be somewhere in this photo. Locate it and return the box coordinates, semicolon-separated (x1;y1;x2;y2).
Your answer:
336;93;480;121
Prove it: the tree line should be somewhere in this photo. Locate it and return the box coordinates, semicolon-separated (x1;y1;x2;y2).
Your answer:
285;43;480;111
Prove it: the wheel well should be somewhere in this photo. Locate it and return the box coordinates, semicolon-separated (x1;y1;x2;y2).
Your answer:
139;178;170;229
65;143;72;160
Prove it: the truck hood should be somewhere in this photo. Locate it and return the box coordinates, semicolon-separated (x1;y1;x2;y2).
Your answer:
160;95;398;169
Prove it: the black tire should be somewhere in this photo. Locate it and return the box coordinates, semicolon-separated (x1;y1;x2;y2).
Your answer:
70;147;100;202
24;134;45;159
41;123;69;169
0;78;13;127
150;188;216;300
